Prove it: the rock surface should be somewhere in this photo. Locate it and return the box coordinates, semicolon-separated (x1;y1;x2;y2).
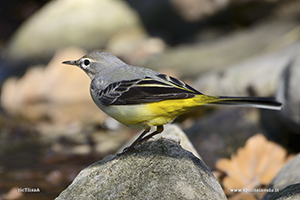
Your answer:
143;20;298;77
55;138;226;200
265;183;300;200
263;153;300;200
193;42;299;97
119;124;201;160
170;0;228;22
277;44;300;134
185;107;273;168
3;0;141;65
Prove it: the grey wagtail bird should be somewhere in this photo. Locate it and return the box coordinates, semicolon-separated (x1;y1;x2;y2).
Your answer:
63;51;281;153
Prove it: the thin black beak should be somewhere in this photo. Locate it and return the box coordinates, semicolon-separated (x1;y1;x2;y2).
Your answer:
62;60;77;65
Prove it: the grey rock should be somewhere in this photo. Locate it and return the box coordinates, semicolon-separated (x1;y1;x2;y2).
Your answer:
193;42;299;97
152;124;202;160
259;42;300;151
191;42;300;152
143;21;298;77
55;139;226;200
124;0;293;45
264;183;300;200
263;153;300;200
4;0;141;65
119;124;201;160
170;0;228;22
185;107;274;168
277;45;300;134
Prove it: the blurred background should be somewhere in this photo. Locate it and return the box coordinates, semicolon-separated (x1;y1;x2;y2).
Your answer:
1;0;300;199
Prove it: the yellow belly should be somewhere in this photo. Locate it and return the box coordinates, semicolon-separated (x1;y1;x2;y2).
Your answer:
100;96;209;128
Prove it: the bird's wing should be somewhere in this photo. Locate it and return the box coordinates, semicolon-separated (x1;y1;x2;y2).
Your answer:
92;74;202;106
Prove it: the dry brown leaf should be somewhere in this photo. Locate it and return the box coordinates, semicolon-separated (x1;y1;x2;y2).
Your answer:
216;134;290;195
228;192;257;200
1;47;106;125
2;187;23;200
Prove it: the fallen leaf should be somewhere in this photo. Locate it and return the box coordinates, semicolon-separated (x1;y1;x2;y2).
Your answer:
216;134;291;195
1;47;106;125
2;187;23;200
228;193;257;200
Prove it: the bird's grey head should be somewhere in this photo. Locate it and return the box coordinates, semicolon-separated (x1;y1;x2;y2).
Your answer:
62;51;126;79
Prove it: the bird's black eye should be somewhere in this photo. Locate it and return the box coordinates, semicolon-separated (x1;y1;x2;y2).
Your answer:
81;59;91;69
84;59;90;66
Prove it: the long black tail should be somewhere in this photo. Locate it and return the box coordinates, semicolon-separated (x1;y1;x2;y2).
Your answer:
210;96;282;110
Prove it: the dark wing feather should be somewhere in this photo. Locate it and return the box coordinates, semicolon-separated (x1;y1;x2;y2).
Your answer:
94;75;202;106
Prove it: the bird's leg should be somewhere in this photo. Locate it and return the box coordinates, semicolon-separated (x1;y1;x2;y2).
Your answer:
119;125;164;155
138;125;164;145
120;126;151;154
